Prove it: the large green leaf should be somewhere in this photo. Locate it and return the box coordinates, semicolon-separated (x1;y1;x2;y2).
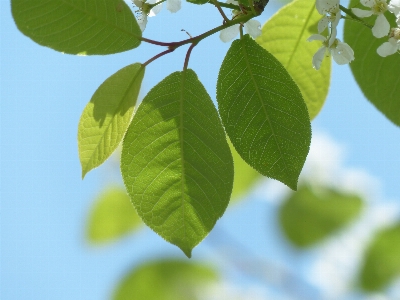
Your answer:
87;185;142;243
113;259;218;300
279;185;363;247
78;63;145;178
256;0;331;120
359;223;400;291
344;0;400;126
121;70;234;257
11;0;142;55
217;34;311;190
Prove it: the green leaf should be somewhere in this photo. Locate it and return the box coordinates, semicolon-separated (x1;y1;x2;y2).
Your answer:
186;0;209;5
229;140;262;201
11;0;142;55
113;259;218;300
256;0;331;120
279;185;363;247
87;185;142;243
121;69;234;257
78;63;145;178
344;1;400;126
217;34;311;191
359;223;400;291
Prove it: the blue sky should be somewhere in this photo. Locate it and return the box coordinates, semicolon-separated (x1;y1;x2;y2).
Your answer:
1;0;400;299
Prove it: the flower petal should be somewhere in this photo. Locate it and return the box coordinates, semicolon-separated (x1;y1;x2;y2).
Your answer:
377;39;399;57
219;25;239;43
167;0;181;13
244;20;261;39
372;14;390;38
351;8;373;18
312;46;328;70
316;0;339;15
307;34;327;42
389;0;400;16
136;14;148;32
133;0;143;7
318;16;330;33
331;41;354;65
360;0;375;8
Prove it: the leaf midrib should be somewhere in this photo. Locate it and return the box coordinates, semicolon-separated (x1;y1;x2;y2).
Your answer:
286;3;315;69
82;65;143;177
179;71;188;251
239;37;289;179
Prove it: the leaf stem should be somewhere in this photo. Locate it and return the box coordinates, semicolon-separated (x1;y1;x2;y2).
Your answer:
247;0;257;16
140;12;256;49
183;42;198;70
211;1;240;10
142;49;175;66
339;4;372;29
211;0;230;23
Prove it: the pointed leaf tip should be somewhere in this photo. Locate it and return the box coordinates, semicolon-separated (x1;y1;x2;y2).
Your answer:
217;35;311;190
78;63;144;177
121;69;234;256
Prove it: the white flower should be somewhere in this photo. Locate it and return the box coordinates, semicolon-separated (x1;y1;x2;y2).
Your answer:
315;0;341;47
219;1;261;43
377;27;400;56
219;20;262;42
133;0;162;31
132;0;181;31
351;0;390;38
388;0;400;24
308;34;355;70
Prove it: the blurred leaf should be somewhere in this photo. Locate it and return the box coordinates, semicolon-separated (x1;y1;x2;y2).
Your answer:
344;0;400;126
78;63;145;178
113;259;218;300
121;69;234;257
217;34;311;191
87;186;142;243
279;185;363;247
230;140;262;202
359;223;400;291
11;0;141;55
256;0;331;120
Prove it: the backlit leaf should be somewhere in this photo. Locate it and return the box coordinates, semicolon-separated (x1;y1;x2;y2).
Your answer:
279;185;363;247
78;63;145;178
230;140;262;202
113;259;218;300
359;223;400;291
344;0;400;126
12;0;141;55
217;34;311;190
121;70;234;257
256;0;331;119
87;185;142;243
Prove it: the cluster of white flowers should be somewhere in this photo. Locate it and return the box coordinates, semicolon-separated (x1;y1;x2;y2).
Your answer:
352;0;400;57
219;0;262;42
309;0;400;70
309;0;354;70
132;0;181;32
